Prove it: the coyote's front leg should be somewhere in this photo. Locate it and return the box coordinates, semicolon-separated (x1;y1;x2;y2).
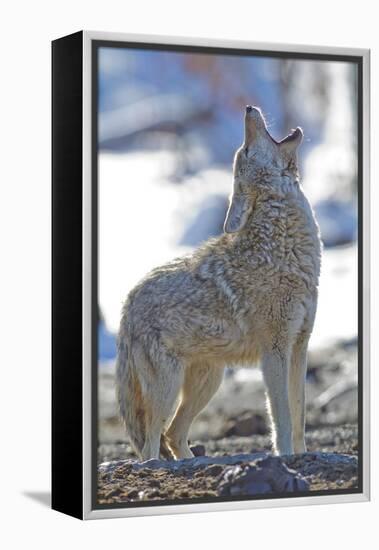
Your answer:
289;331;310;453
261;344;293;455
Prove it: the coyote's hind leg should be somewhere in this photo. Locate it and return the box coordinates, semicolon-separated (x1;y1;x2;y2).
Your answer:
117;341;184;461
163;363;224;459
139;346;185;461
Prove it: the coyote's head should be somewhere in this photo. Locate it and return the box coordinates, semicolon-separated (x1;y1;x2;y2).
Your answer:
224;106;303;234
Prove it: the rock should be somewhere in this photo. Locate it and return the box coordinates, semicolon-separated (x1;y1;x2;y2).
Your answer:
190;444;206;457
179;194;227;247
218;456;309;496
100;452;268;477
223;412;267;437
284;452;358;484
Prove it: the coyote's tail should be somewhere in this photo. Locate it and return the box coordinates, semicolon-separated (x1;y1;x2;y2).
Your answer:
116;337;146;456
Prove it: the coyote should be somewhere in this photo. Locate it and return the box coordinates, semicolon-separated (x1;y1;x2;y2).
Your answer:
116;106;321;460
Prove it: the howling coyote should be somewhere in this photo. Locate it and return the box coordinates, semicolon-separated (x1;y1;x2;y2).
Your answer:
116;106;321;460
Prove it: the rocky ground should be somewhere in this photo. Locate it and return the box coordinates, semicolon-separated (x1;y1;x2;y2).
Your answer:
98;425;359;504
97;340;359;505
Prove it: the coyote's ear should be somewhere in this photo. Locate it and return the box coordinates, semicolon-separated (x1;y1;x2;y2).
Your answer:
279;127;303;155
224;193;252;234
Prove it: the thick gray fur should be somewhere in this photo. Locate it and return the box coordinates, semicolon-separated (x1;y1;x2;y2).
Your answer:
116;106;322;460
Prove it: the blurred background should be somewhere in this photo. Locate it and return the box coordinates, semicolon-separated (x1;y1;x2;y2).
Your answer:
97;46;359;460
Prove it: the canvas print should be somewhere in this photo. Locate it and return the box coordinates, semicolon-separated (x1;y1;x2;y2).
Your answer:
95;43;361;507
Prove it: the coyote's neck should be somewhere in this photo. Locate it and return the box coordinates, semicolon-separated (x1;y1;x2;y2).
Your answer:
232;185;321;283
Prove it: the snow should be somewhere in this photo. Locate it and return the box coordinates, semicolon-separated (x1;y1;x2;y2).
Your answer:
302;62;357;247
310;243;357;350
98;151;183;336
